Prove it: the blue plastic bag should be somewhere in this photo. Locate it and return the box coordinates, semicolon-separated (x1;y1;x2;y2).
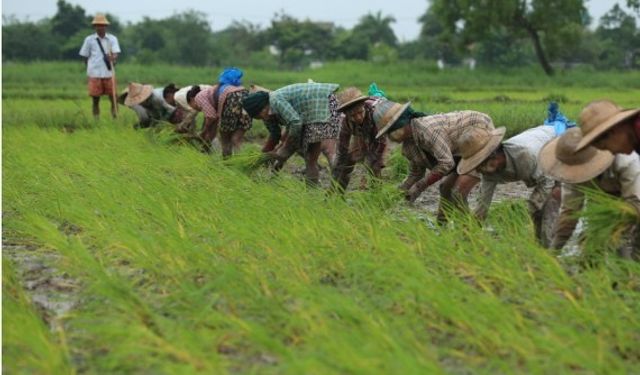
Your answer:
544;101;576;136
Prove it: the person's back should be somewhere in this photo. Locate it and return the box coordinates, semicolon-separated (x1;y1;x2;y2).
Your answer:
489;125;556;185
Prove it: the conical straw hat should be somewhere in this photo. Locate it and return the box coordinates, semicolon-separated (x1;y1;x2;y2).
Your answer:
374;100;411;139
124;82;153;106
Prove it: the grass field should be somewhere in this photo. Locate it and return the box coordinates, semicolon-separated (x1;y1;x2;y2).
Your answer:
3;62;640;374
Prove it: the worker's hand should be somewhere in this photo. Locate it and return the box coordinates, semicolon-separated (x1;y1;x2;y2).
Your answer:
261;138;277;153
405;185;421;203
199;128;215;143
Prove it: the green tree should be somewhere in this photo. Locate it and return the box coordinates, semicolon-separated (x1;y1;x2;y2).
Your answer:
351;11;397;47
2;16;60;61
333;11;398;60
416;6;464;62
428;0;589;75
267;13;336;67
51;0;89;38
121;11;213;65
596;4;639;68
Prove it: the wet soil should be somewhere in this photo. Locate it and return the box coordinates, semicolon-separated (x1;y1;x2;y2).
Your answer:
3;238;80;330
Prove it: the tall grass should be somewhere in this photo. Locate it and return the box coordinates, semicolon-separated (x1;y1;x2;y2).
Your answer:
4;122;640;373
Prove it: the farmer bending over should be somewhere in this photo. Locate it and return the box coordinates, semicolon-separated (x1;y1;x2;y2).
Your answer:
457;124;557;244
377;105;493;223
332;87;387;192
539;128;640;259
187;68;252;158
242;82;341;186
121;82;178;128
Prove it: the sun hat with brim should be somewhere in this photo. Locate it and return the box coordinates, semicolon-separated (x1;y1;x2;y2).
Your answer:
539;127;614;184
337;87;368;112
374;100;411;139
124;83;153;106
92;14;110;25
575;100;640;151
456;127;507;175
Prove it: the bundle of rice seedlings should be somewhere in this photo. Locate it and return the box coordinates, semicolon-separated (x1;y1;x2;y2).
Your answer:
580;188;639;262
385;147;409;181
222;148;277;173
147;122;207;151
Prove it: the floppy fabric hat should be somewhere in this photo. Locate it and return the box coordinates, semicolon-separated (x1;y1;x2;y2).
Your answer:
456;127;507;175
374;100;411;139
92;14;110;25
337;87;368;112
124;82;153;106
539;127;614;184
576;100;640;151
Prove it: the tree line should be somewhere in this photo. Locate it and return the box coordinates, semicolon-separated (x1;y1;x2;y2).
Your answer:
3;0;639;74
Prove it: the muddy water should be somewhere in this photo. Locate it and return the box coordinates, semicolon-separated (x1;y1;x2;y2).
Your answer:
3;239;79;330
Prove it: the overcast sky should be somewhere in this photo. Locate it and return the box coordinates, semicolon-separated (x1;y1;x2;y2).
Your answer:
2;0;634;41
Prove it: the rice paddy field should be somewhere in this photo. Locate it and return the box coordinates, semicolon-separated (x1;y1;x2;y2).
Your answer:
3;61;640;374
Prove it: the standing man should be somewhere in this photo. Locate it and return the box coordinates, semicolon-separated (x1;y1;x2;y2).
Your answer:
79;14;121;119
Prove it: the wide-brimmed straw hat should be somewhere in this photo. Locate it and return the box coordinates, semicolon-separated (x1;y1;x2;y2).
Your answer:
337;87;368;112
92;14;110;25
576;100;640;151
539;127;614;184
124;82;153;106
456;127;507;175
374;100;411;139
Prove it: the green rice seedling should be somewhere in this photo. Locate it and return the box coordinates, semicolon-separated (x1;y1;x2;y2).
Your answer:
222;145;277;174
384;146;409;182
579;188;639;263
3;259;74;375
4;63;640;374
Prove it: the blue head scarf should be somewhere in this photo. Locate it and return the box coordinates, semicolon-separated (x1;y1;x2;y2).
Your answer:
544;101;576;136
217;67;243;97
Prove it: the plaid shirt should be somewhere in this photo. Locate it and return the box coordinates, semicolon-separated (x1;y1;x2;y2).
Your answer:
269;83;339;139
408;111;495;176
475;125;556;219
552;152;640;249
